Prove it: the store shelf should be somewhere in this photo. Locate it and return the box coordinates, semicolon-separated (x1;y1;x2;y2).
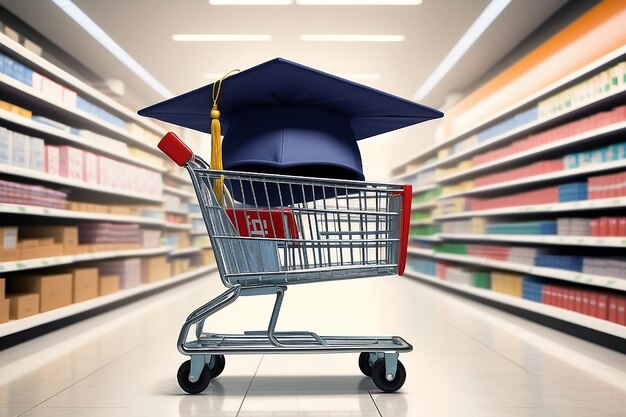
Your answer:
409;235;440;242
164;222;192;231
391;160;438;181
0;163;164;204
411;201;437;211
410;220;433;226
0;264;218;339
436;87;626;169
440;233;626;248
0;109;165;173
0;203;166;225
163;185;194;198
189;212;203;220
412;183;437;194
0;73;163;157
439;120;626;184
442;159;626;199
0;32;164;136
165;208;189;216
190;229;207;236
407;248;626;291
393;45;626;172
434;196;626;220
0;246;171;274
164;170;192;184
169;246;202;256
405;270;626;338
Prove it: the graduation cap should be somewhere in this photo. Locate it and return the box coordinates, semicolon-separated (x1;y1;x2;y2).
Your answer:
139;58;442;205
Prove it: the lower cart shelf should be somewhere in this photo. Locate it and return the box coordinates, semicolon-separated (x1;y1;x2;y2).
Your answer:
0;264;218;348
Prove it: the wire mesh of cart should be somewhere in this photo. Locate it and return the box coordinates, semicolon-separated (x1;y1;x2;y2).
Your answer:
159;132;414;394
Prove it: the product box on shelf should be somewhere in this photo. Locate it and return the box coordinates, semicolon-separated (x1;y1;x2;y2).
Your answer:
141;256;170;283
0;298;9;323
82;151;98;185
64;267;98;303
29;136;44;171
11;132;29;168
19;226;78;255
45;145;60;176
58;146;83;181
99;258;141;289
10;273;72;312
0;126;12;165
7;293;39;319
98;275;119;296
17;240;63;260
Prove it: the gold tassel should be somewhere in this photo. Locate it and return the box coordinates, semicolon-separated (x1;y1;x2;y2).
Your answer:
210;69;239;206
211;105;224;205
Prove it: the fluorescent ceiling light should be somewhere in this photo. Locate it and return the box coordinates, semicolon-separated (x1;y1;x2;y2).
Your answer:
298;0;421;4
173;34;273;41
301;34;404;42
413;0;511;101
210;0;293;4
50;0;172;98
337;73;382;80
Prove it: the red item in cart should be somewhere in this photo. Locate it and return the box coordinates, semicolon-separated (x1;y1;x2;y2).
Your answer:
226;208;299;239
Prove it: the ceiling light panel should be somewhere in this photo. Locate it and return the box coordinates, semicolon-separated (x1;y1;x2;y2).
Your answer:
50;0;172;98
300;34;405;42
173;34;273;41
414;0;511;100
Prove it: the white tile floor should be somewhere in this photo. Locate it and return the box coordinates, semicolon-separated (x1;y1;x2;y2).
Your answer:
0;271;625;417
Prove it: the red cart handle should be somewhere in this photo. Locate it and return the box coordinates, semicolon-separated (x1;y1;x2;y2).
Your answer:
158;132;194;166
397;184;412;276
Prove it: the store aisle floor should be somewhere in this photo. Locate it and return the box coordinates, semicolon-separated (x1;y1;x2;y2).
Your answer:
1;271;625;417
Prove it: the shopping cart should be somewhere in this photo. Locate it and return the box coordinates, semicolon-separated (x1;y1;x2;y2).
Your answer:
159;132;414;393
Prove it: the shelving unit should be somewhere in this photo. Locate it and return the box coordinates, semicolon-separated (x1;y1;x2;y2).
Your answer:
0;30;215;340
406;270;626;340
0;264;218;348
0;164;164;203
393;43;626;348
0;246;171;274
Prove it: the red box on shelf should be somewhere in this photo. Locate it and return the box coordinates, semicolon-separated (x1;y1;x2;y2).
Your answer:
608;297;618;323
597;294;608;320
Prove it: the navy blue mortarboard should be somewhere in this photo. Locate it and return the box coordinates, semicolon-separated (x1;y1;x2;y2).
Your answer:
139;58;443;183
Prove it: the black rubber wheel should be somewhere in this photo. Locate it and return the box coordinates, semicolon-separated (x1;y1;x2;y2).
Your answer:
358;352;373;377
209;355;226;379
177;360;211;394
371;358;406;393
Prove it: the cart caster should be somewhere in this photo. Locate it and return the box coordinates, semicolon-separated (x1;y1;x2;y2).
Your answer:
209;354;226;379
358;352;374;377
371;358;406;393
177;360;211;394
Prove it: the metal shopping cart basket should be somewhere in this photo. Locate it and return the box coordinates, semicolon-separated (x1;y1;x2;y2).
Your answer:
159;132;414;393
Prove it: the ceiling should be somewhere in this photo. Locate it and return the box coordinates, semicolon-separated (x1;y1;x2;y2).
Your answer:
1;0;570;178
3;0;568;110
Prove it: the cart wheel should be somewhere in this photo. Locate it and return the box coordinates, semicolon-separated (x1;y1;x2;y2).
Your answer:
209;355;226;379
371;358;406;393
358;352;373;377
177;360;211;394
